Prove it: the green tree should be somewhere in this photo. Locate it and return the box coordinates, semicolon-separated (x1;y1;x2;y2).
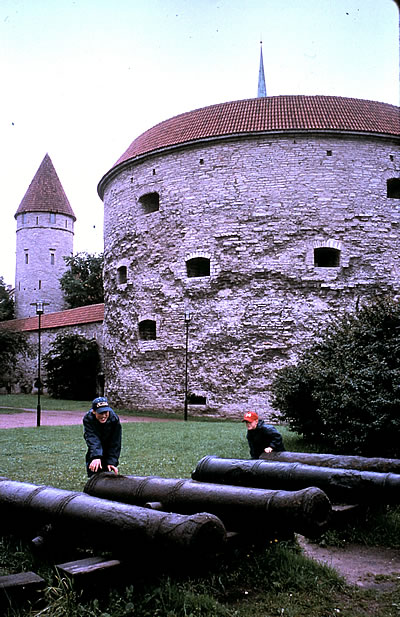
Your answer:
270;296;400;458
0;277;14;321
60;252;104;308
0;329;29;389
43;333;101;400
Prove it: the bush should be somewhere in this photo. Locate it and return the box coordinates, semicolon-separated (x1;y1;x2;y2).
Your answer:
43;333;100;400
0;329;29;389
270;296;400;457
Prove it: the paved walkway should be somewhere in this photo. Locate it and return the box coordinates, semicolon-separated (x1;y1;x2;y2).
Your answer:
0;408;177;429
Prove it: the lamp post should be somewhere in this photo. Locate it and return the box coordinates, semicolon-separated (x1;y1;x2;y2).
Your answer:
30;301;49;427
183;311;192;421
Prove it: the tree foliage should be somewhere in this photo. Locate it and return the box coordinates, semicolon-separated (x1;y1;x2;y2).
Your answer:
0;329;29;387
270;296;400;458
60;252;104;308
43;333;100;400
0;277;14;321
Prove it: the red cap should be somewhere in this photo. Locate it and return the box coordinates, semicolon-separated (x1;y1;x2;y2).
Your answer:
242;411;258;423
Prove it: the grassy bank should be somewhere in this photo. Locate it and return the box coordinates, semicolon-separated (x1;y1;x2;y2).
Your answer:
1;395;400;616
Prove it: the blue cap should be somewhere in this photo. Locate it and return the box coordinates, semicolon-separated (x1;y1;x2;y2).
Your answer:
92;397;112;413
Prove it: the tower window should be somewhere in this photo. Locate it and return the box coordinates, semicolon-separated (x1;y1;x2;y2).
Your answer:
117;266;127;284
25;253;29;264
36;217;39;225
138;319;156;340
139;192;160;214
387;178;400;199
314;247;340;267
186;257;210;278
38;280;41;290
21;214;26;224
50;213;56;223
50;253;55;265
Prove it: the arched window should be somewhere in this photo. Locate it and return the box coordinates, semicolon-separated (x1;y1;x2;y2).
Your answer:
139;192;160;214
314;247;340;267
186;257;210;278
387;178;400;199
117;265;127;284
138;319;156;340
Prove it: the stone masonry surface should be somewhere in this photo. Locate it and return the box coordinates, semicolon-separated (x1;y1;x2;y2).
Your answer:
101;130;400;418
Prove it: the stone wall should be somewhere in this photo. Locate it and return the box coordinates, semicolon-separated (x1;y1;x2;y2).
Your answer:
102;132;400;418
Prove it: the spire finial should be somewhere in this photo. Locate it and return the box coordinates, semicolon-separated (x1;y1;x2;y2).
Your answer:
257;40;267;98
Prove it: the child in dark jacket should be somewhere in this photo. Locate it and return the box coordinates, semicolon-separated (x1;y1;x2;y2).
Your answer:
83;397;122;477
243;411;285;459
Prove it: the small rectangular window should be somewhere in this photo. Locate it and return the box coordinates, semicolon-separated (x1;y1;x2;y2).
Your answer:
25;253;29;264
50;213;56;223
387;179;400;199
50;253;55;265
139;192;160;214
117;266;127;284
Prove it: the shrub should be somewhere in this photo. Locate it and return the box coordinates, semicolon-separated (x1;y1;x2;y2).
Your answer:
270;296;400;457
0;329;29;390
43;333;100;400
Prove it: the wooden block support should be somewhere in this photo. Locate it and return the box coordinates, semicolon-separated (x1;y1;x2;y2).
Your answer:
0;571;46;607
331;503;367;527
57;556;121;588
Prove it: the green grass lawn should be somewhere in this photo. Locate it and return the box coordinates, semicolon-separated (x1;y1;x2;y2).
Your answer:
1;395;400;616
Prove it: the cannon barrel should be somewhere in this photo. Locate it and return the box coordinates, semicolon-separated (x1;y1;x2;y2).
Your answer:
260;451;400;473
191;456;400;504
0;477;226;560
84;472;331;538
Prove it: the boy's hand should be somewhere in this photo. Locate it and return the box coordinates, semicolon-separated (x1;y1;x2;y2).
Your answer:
89;458;102;472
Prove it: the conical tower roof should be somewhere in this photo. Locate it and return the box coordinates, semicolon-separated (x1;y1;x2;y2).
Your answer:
257;41;267;98
14;154;76;220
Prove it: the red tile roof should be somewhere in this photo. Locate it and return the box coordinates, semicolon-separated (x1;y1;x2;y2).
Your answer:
98;96;400;197
15;153;76;220
0;304;104;333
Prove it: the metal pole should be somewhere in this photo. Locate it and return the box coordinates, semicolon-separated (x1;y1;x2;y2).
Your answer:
31;300;48;428
184;319;189;421
37;311;41;427
183;311;192;421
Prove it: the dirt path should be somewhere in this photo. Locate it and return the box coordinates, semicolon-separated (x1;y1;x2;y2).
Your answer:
0;408;177;429
298;536;400;589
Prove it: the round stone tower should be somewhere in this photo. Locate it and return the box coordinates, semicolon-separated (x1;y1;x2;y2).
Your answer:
98;95;400;418
14;154;76;319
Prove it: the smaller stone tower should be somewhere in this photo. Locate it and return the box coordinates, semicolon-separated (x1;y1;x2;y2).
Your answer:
14;154;76;319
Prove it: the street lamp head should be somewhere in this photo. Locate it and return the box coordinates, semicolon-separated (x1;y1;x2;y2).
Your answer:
184;311;192;323
30;301;49;315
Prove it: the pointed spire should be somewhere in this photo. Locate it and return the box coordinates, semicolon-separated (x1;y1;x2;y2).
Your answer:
15;153;76;220
257;41;267;98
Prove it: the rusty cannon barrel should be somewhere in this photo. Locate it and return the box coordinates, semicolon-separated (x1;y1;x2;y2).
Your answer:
84;472;331;538
191;456;400;505
0;477;226;562
259;451;400;473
